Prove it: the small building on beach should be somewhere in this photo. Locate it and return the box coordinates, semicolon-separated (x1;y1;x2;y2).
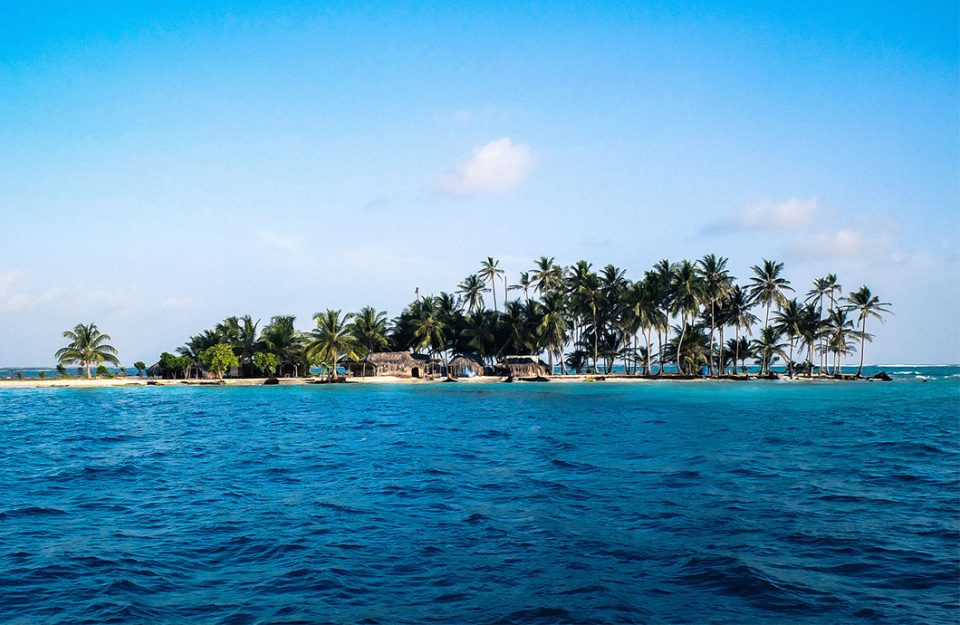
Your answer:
342;351;437;378
448;354;487;378
495;355;550;378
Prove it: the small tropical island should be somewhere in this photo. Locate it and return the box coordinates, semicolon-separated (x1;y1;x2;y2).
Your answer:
4;255;893;387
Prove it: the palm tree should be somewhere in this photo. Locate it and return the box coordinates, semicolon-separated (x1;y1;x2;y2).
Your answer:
261;315;305;376
774;298;804;376
509;272;534;303
457;274;486;314
752;325;787;376
411;297;449;377
55;323;120;379
843;286;892;377
698;254;734;376
479;257;505;312
532;256;563;296
806;275;842;374
748;259;794;332
462;309;497;363
306;309;358;380
825;307;857;375
350;307;389;376
178;329;220;360
539;291;568;375
670;260;703;374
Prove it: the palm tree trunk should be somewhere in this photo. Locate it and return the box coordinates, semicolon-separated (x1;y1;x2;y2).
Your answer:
708;303;715;376
734;324;741;375
644;328;652;375
857;317;866;377
676;316;687;375
592;312;599;374
718;325;725;376
656;329;663;376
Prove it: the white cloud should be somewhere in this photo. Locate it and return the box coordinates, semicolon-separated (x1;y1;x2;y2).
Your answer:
435;138;534;196
0;270;60;313
704;197;816;233
789;223;896;259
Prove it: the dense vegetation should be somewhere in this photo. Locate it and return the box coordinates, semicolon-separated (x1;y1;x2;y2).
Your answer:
160;256;891;378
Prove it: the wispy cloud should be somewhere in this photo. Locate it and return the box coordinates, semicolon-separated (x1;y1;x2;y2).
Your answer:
0;269;61;313
703;197;817;233
435;138;534;196
789;223;897;259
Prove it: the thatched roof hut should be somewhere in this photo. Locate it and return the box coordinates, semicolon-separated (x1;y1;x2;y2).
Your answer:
495;355;550;378
448;354;486;378
343;351;435;378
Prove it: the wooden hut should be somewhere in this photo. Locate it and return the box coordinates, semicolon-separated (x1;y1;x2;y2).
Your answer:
495;355;550;378
448;354;486;378
343;352;436;378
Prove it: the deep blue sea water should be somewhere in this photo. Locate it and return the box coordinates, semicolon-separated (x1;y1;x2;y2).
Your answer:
1;372;957;624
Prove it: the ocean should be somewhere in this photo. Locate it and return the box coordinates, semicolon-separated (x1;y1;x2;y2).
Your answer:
0;369;957;624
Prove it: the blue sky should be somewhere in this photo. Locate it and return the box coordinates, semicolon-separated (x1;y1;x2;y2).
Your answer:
1;1;957;365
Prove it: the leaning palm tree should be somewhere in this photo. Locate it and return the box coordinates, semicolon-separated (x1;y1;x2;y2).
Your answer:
479;257;506;312
748;259;794;332
55;323;120;379
306;309;358;380
843;286;892;377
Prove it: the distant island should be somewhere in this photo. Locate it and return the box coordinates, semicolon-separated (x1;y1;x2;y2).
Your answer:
10;256;892;386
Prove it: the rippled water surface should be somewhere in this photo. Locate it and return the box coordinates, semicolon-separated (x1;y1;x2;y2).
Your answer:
1;375;958;624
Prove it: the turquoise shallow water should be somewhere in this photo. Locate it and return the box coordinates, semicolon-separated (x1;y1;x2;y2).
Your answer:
0;372;958;624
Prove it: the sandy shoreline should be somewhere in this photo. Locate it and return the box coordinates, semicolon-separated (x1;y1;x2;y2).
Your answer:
0;374;865;389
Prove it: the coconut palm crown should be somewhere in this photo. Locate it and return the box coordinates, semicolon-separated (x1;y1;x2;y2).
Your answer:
55;323;120;379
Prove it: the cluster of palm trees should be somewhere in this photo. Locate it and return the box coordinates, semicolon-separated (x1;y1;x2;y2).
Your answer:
166;255;890;379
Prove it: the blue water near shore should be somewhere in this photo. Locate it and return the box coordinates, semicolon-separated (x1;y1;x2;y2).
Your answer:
1;372;957;624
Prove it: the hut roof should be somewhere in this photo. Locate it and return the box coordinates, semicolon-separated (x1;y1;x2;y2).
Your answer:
365;351;431;366
448;354;486;377
499;355;549;367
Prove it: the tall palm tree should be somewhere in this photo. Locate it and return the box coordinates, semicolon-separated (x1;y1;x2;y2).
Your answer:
752;325;787;376
774;298;803;376
306;309;358;380
532;256;563;296
55;323;120;379
457;274;486;314
748;259;794;332
509;271;534;303
411;297;449;377
479;257;505;312
806;275;842;374
723;285;758;376
261;315;305;376
825;307;857;375
843;286;892;377
350;306;390;371
671;260;703;374
697;254;734;375
539;291;568;375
